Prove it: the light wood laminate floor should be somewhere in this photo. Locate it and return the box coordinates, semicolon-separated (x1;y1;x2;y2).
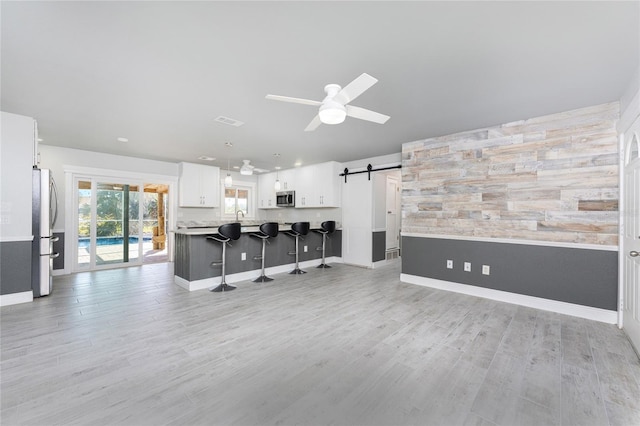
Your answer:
2;261;640;425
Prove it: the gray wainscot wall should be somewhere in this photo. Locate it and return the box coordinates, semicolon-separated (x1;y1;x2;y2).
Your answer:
402;236;618;311
0;240;32;295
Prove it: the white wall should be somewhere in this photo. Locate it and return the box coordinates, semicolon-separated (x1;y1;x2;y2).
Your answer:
619;64;640;132
263;206;341;225
38;145;180;232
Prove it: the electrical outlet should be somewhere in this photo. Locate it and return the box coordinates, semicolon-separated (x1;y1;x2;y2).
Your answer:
482;265;490;275
241;252;246;261
304;245;308;252
446;260;453;269
464;262;471;272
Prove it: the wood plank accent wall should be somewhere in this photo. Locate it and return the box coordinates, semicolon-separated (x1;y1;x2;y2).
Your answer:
402;102;620;245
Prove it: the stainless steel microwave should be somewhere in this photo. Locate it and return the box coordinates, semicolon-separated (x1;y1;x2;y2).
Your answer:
276;191;295;207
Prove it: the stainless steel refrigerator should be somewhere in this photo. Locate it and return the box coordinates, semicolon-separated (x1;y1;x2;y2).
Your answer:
32;168;59;297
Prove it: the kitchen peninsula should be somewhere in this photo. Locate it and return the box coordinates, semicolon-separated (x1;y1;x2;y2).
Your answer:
173;223;342;291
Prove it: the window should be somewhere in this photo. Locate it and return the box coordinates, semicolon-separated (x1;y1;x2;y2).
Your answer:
222;181;255;219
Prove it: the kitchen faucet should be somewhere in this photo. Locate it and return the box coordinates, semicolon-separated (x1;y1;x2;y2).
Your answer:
236;210;245;221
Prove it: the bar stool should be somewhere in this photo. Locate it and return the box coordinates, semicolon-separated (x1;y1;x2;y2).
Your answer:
315;220;336;268
286;221;310;274
206;222;241;292
250;222;279;282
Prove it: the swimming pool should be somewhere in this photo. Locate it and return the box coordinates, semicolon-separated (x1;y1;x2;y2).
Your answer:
78;236;152;248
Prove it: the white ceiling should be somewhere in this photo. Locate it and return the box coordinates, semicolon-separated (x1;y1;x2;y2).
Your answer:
2;1;638;173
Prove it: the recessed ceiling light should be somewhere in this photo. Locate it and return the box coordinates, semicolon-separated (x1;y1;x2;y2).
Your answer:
117;137;129;142
37;138;43;142
294;161;302;167
233;166;240;169
198;156;215;161
275;166;281;170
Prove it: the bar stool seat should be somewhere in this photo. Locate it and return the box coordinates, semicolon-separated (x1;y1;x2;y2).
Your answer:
315;220;336;268
250;222;279;282
206;222;241;292
285;221;310;274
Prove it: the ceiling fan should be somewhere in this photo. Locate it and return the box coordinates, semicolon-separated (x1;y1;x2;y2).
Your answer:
240;159;269;175
266;73;390;132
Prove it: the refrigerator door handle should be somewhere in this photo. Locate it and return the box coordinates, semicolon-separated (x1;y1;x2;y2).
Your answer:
50;176;59;227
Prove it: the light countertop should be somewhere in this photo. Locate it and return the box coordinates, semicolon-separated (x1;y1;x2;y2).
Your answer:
172;221;340;236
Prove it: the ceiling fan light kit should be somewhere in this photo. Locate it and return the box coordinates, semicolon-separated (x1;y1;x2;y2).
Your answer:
240;159;253;175
266;73;390;131
319;100;347;125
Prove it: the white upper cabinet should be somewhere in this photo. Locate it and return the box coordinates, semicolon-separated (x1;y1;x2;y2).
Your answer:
278;169;296;191
178;162;220;207
257;172;278;209
295;161;341;208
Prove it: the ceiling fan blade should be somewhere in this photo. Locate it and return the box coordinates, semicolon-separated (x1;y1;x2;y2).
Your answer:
345;105;390;124
333;73;378;105
304;115;322;132
265;94;322;106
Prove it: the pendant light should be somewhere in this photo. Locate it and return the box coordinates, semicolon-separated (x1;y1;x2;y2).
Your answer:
224;143;233;187
274;154;281;191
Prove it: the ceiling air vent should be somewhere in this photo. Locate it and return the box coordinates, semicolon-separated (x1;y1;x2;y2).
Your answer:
214;116;244;127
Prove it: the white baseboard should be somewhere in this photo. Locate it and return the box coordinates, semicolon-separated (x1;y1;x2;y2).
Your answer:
0;291;34;307
400;273;617;324
175;256;343;291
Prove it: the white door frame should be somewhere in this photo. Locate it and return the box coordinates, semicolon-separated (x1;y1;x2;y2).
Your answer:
64;166;177;274
386;173;400;250
620;114;640;354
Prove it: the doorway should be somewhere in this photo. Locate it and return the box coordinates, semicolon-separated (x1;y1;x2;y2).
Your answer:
74;178;169;271
386;174;400;251
622;115;640;353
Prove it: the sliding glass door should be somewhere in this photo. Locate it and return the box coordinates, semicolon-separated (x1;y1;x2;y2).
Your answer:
74;176;170;271
76;179;142;269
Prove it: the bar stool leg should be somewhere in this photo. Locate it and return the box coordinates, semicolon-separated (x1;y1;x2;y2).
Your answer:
290;234;306;274
210;241;237;292
253;238;273;282
317;232;331;268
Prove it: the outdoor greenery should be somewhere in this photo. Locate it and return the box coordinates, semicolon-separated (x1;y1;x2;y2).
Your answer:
78;188;163;238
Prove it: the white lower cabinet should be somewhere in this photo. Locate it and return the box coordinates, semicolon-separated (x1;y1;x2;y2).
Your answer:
178;162;220;207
